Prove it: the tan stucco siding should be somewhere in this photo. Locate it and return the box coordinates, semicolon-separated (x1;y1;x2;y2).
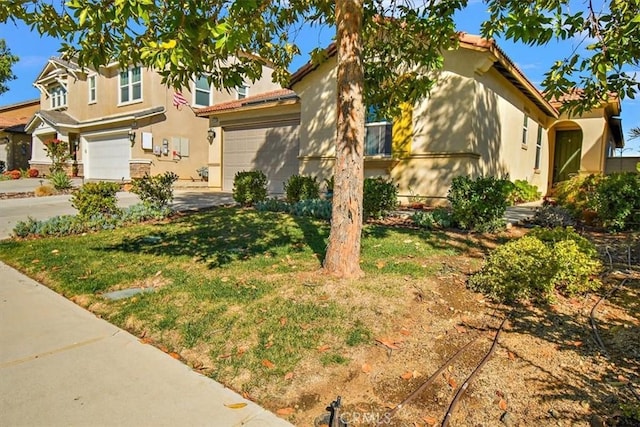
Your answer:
391;154;481;202
410;71;474;154
551;112;608;179
472;65;551;191
294;58;337;159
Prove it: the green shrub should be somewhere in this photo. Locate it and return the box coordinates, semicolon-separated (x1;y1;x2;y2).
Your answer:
71;181;121;219
233;170;268;206
284;175;320;203
412;208;452;230
592;172;640;231
532;204;576;228
290;199;332;220
324;176;334;194
12;204;171;239
130;172;179;209
13;215;83;238
363;177;399;219
507;179;541;205
117;203;172;223
448;176;510;232
469;227;601;303
469;235;554;301
48;170;73;190
528;226;598;258
255;198;291;213
554;174;602;218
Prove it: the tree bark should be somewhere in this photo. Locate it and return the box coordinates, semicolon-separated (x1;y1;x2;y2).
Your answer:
322;0;365;278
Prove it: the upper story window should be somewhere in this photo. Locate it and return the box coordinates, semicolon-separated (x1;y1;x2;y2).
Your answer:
521;114;529;146
88;75;97;104
236;85;248;99
119;67;142;104
193;76;212;107
49;85;67;109
534;125;543;169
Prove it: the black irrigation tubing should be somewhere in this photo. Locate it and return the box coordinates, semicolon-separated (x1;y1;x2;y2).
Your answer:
442;317;508;427
589;278;627;358
375;335;481;427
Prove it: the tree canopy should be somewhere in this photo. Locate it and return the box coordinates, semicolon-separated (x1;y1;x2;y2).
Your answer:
1;0;639;276
0;38;18;95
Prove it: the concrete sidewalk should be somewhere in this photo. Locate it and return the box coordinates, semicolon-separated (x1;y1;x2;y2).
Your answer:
0;262;293;427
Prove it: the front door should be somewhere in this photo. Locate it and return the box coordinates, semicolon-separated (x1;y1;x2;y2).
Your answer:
553;130;582;183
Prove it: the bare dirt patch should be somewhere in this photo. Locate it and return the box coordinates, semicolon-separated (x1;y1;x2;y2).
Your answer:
258;229;640;427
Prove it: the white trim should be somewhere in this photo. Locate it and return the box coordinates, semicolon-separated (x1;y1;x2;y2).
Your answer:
130;158;153;164
48;84;67;109
236;85;249;100
192;76;213;107
88;74;97;104
118;66;143;105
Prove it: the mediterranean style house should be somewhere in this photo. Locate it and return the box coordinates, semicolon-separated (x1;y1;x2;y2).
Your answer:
197;34;624;202
0;99;39;171
26;57;280;183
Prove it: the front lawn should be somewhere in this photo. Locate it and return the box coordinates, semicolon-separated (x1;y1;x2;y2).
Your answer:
1;207;637;426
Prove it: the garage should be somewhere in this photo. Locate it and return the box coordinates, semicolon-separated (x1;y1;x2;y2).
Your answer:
222;120;299;194
84;134;131;180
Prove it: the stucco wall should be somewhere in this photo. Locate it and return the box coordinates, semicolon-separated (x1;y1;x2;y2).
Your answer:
605;157;640;174
549;112;608;185
294;47;554;201
473;65;551;192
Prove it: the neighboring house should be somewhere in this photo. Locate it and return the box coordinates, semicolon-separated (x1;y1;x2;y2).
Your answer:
0;99;39;171
26;57;280;182
198;34;624;201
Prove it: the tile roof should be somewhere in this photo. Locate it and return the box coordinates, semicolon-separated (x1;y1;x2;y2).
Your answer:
0;98;39;112
0;117;29;129
195;89;298;115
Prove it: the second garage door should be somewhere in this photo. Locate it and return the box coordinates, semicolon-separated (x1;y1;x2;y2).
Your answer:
84;134;131;180
223;120;299;194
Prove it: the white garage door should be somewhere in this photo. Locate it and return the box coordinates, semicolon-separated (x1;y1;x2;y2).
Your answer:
85;135;130;180
223;120;299;194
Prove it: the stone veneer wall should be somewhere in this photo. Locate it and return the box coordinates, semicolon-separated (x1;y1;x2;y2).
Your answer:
130;162;151;178
28;162;83;178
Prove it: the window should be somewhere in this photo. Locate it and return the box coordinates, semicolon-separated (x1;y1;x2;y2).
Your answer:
534;125;543;170
49;85;67;109
364;122;393;156
236;85;248;99
88;75;97;103
194;76;212;107
119;66;142;104
521;114;529;146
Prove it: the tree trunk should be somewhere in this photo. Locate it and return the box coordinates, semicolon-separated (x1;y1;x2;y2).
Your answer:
322;0;365;278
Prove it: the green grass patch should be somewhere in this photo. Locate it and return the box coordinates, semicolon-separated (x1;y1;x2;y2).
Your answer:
0;206;470;392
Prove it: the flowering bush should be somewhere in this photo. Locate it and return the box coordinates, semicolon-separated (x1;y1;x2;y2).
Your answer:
7;169;21;180
43;138;71;173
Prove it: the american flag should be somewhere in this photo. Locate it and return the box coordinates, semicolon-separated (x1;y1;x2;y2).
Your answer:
172;91;189;108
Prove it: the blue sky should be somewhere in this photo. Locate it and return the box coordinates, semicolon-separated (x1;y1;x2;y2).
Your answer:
1;1;638;154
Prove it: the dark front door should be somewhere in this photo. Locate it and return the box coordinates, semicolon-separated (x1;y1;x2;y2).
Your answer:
553;130;582;183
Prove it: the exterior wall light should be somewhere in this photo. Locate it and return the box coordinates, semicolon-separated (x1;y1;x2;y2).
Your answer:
207;128;216;144
128;130;136;146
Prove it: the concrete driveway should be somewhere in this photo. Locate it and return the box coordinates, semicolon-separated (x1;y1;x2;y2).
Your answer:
0;179;234;240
